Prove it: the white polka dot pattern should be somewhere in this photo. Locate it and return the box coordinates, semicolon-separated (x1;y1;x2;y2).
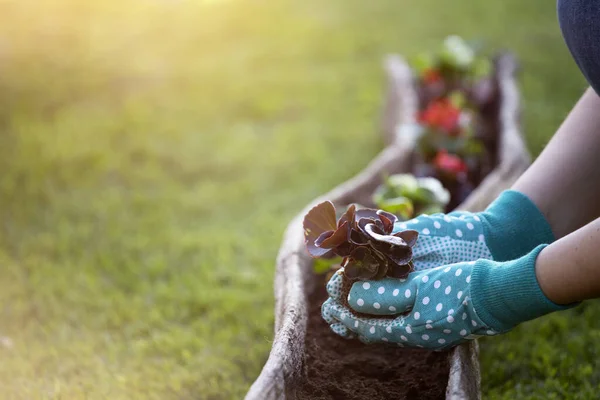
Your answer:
322;259;499;351
411;235;492;271
320;210;504;350
390;212;493;271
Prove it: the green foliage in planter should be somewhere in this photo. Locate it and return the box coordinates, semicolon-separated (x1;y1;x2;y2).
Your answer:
313;257;343;275
412;35;492;85
373;174;450;220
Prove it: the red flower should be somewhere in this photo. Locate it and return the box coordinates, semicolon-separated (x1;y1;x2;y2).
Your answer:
433;150;468;175
422;68;442;84
418;98;461;134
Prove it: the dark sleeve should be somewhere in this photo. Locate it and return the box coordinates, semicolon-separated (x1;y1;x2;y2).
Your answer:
558;0;600;95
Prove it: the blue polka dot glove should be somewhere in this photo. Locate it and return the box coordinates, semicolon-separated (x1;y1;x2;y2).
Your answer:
322;245;574;350
400;190;556;271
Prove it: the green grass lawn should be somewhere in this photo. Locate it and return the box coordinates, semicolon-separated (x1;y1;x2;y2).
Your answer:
0;0;597;398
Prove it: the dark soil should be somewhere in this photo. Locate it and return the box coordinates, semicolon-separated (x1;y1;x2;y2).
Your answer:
294;275;450;400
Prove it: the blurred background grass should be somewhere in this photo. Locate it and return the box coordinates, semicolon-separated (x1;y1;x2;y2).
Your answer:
0;0;597;399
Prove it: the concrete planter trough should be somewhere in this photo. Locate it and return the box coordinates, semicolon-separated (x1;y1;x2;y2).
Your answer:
246;52;528;400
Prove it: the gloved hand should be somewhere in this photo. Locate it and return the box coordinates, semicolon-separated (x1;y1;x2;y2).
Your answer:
322;245;574;350
399;190;555;272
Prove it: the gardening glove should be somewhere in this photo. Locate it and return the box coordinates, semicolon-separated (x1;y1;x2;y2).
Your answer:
322;245;574;350
398;190;555;271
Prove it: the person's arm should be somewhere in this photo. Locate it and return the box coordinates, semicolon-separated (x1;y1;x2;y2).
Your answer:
513;88;600;239
536;217;600;304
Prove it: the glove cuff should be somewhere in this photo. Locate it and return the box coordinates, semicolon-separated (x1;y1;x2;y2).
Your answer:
470;245;575;331
480;190;555;261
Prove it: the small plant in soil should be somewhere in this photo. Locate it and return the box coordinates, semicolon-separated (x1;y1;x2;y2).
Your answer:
373;173;450;220
407;36;498;209
411;80;490;208
303;201;419;312
412;35;494;107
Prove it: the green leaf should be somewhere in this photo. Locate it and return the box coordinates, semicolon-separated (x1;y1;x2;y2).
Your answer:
410;187;437;204
376;196;414;220
312;257;341;275
440;35;475;70
470;57;492;79
386;174;419;195
416;177;451;206
373;174;415;204
460;138;485;156
448;90;467;108
412;53;436;75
